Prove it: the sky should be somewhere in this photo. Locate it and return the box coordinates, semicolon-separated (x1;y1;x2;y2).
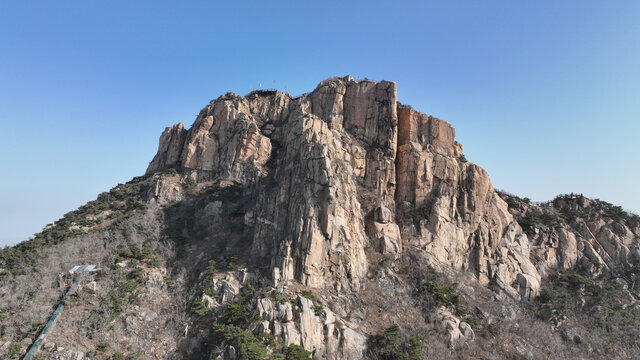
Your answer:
1;1;639;247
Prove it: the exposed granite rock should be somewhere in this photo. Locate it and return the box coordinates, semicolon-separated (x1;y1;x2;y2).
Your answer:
509;193;640;282
255;295;366;359
147;122;187;174
145;76;542;300
395;105;540;300
5;76;640;360
434;307;475;348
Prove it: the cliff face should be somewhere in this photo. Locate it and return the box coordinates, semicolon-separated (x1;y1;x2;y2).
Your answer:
2;76;640;360
146;76;539;301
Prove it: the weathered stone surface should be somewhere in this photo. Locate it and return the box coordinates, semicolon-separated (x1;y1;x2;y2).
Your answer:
6;76;640;360
201;294;217;309
146;76;543;300
255;295;366;360
397;105;462;158
395;104;540;299
523;195;640;281
55;350;85;360
434;307;475;348
146;96;273;185
147;123;187;174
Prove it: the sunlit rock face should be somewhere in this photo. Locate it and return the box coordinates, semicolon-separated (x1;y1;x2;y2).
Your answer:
147;76;540;300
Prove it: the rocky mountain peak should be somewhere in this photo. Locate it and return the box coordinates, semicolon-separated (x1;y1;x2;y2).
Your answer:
145;76;539;301
3;77;639;360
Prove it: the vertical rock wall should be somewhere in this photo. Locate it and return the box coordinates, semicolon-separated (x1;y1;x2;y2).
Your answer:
146;76;541;299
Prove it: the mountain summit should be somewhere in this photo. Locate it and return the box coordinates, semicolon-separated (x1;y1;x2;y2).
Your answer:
1;76;639;359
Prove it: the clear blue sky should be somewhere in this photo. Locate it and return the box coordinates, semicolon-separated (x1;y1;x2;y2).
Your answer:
1;1;639;247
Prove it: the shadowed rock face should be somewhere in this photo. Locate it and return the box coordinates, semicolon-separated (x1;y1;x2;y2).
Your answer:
146;76;540;300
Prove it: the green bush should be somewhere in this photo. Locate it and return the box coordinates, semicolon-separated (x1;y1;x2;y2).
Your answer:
212;324;267;360
203;260;218;296
534;270;598;318
128;267;145;284
208;183;243;202
146;256;161;268
282;344;312;360
299;290;314;300
27;321;45;336
373;324;423;360
382;324;402;347
8;343;22;359
420;281;460;307
259;332;276;347
559;271;592;292
96;341;110;351
112;352;124;360
222;303;259;326
191;300;211;317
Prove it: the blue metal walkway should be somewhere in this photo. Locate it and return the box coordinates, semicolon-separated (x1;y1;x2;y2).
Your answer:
22;275;82;360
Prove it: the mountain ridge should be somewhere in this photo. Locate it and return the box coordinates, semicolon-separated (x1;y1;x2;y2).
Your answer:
1;76;639;360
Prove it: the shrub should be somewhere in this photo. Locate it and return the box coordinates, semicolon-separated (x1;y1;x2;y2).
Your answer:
212;324;267;360
96;341;110;351
112;352;124;360
382;324;402;347
372;324;423;360
26;321;45;336
222;303;259;326
209;183;243;202
300;290;314;300
191;300;210;317
420;281;460;307
282;344;312;360
259;332;276;347
8;344;22;359
405;336;423;359
183;177;197;196
146;256;161;268
558;271;592;292
128;267;145;285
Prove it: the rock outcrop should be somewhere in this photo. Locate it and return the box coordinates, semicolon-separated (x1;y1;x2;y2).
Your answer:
146;76;541;302
255;295;366;360
4;76;640;360
504;193;640;282
394;104;540;300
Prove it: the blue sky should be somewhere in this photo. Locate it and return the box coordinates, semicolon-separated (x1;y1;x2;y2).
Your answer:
1;1;639;247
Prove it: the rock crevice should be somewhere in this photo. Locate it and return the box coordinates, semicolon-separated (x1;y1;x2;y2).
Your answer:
146;76;541;299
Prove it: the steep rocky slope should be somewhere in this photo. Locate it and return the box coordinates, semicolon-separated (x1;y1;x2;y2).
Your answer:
1;76;639;360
